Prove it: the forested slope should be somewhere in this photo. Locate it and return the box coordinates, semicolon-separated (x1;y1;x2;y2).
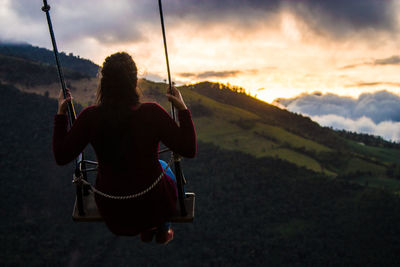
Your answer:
2;43;400;186
2;82;400;266
140;80;400;183
0;43;99;77
0;54;89;87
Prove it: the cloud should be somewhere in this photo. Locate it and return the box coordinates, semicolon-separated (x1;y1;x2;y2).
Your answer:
278;90;400;124
7;0;153;44
3;0;398;47
339;63;367;70
345;82;400;88
178;68;263;80
374;56;400;65
278;90;400;141
179;70;242;79
285;0;398;38
164;0;397;28
165;0;398;37
311;114;400;142
340;55;400;70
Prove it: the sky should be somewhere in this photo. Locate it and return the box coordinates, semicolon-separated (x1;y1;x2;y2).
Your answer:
1;0;400;140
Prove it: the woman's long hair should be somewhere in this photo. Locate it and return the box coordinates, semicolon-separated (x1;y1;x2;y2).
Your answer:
97;52;139;107
96;52;140;168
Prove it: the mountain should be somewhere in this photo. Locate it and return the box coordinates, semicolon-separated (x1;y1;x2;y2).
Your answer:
1;44;400;189
2;81;400;266
0;53;90;87
2;44;400;265
140;80;400;189
0;42;99;77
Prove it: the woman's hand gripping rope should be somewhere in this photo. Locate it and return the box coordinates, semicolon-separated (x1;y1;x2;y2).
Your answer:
166;86;187;111
57;88;73;115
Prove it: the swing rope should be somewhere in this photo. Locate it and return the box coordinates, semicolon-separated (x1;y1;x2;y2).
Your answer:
42;0;189;216
158;0;188;216
42;0;88;216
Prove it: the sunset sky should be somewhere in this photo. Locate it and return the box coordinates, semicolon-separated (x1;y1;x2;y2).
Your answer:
1;0;400;140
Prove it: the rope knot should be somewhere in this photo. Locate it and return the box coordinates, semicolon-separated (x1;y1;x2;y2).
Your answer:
173;153;182;162
72;174;81;185
41;4;50;12
72;173;87;185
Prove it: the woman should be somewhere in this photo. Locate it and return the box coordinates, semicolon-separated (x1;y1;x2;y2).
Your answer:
53;52;196;244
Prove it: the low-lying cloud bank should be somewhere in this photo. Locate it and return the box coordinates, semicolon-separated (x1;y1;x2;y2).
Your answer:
278;90;400;123
311;114;400;142
277;90;400;142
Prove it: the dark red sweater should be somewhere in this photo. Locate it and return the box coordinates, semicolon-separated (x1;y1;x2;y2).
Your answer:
53;103;196;235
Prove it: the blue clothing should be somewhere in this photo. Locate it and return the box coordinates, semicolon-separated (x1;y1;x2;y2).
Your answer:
159;159;175;231
159;160;176;184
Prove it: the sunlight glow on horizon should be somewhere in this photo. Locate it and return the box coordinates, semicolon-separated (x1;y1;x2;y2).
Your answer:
55;7;400;104
2;0;399;142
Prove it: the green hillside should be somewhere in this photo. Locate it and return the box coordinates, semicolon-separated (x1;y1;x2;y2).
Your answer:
2;81;400;266
0;43;99;77
2;45;400;265
138;79;400;184
1;44;400;186
0;54;89;87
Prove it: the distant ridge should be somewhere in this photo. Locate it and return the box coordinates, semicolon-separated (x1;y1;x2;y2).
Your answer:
0;42;99;77
1;46;400;183
189;81;346;149
0;53;89;87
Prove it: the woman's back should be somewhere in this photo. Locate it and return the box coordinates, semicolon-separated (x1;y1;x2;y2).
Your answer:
53;52;196;237
54;101;196;235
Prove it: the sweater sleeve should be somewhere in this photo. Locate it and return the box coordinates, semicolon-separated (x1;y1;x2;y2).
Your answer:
154;104;197;158
52;108;92;165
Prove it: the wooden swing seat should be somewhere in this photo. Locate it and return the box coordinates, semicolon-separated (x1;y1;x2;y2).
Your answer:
72;191;195;223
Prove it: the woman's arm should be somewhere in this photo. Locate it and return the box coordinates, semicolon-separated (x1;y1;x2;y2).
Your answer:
156;87;196;158
52;89;91;165
166;86;187;111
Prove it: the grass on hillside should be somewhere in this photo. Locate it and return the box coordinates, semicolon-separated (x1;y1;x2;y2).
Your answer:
177;85;333;173
18;78;400;182
346;139;400;165
345;157;387;176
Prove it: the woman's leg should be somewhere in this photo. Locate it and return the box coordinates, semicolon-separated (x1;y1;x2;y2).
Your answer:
155;222;174;244
140;227;157;243
157;160;175;244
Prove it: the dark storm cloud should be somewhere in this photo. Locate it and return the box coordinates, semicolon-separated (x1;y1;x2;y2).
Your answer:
286;0;397;36
7;0;398;45
164;0;398;36
163;0;281;22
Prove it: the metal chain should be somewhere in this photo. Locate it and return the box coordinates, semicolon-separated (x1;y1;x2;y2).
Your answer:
73;154;180;200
